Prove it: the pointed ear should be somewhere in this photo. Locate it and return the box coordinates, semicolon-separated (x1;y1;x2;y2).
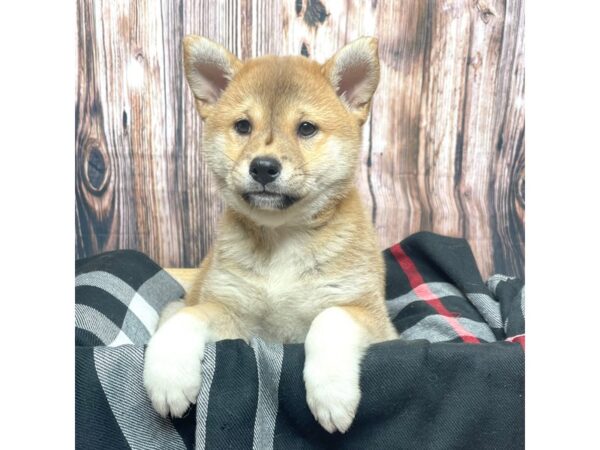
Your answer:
322;37;380;124
183;35;242;118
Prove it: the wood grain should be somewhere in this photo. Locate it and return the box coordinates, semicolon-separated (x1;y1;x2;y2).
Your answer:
76;0;525;279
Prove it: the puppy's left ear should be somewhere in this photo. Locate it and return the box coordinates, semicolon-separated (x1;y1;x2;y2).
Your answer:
322;37;380;124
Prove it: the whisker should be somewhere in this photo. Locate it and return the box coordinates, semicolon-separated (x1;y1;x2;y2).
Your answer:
295;154;321;170
211;182;230;195
287;171;306;180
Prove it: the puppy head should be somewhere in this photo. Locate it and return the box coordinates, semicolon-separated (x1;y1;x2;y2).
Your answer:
183;36;379;227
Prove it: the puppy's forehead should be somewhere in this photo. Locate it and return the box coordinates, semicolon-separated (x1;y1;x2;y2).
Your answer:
230;56;335;110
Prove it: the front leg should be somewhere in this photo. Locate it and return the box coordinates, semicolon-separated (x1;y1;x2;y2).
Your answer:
143;302;237;418
303;305;396;433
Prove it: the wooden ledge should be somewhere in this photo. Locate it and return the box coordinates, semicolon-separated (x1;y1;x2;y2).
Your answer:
164;268;198;292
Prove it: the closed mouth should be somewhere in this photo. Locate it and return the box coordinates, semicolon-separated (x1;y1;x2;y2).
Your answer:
242;191;299;210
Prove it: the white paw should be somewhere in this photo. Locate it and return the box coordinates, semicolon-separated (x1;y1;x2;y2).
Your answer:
143;313;206;418
303;307;369;433
304;365;361;433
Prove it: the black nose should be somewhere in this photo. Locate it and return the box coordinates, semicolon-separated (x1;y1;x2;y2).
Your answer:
249;157;281;186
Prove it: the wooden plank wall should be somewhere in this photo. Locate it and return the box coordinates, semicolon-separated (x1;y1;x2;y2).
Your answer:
76;0;525;279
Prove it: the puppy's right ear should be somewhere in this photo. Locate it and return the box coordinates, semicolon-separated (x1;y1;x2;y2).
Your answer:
183;35;242;118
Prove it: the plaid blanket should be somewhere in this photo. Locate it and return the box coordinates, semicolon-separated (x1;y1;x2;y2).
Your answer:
75;232;524;449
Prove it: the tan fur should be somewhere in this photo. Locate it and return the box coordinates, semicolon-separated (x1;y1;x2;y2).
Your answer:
184;187;397;343
178;35;396;343
145;35;397;433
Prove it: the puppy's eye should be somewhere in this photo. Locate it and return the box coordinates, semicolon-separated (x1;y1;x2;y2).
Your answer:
298;121;318;138
234;119;252;135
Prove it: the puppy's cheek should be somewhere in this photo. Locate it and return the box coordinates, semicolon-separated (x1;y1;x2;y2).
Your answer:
280;172;305;194
324;138;358;173
203;135;232;175
210;154;234;180
229;167;251;194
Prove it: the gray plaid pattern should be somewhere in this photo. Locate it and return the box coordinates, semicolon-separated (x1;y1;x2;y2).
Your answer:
94;345;186;450
76;244;524;449
75;270;184;346
75;303;129;346
487;275;525;338
387;281;502;342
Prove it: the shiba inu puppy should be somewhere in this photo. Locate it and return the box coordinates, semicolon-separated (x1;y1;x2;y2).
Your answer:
144;35;398;434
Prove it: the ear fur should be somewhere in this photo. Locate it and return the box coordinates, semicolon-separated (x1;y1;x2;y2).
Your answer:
182;35;242;118
322;37;380;124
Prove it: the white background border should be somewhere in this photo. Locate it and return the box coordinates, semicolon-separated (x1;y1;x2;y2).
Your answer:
1;1;599;447
0;2;75;448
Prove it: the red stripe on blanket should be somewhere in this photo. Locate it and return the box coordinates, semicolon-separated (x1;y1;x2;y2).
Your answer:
390;243;480;344
506;334;525;350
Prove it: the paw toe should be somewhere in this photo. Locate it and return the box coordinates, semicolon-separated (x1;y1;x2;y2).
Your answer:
305;378;360;433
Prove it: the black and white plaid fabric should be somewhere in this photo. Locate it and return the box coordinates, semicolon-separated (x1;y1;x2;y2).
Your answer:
75;232;525;450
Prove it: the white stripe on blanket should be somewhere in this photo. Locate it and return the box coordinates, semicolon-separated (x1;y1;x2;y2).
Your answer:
76;271;137;304
75;304;132;346
465;293;503;329
251;338;284;450
196;343;217;450
128;292;160;334
94;345;186;450
486;274;516;292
